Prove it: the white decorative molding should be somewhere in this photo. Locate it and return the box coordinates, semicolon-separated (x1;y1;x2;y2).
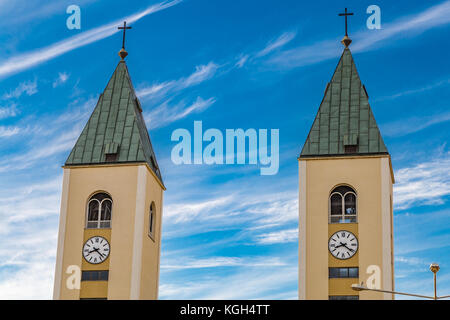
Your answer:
130;165;147;299
298;161;307;300
380;158;393;299
53;168;71;300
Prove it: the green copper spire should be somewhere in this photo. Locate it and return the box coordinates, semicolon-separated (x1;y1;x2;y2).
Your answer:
300;47;388;158
65;60;163;184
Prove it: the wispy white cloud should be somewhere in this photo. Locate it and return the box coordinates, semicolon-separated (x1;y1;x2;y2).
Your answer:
0;103;18;119
394;152;450;210
375;78;450;102
162;256;286;270
165;195;232;223
145;96;216;129
235;54;249;68
163;186;298;242
242;195;298;226
159;266;297;299
0;177;61;299
352;0;450;53
182;62;219;88
54;96;97;126
381;111;450;137
256;228;298;244
0;216;58;299
52;72;70;88
0;97;96;171
136;30;292;98
394;209;450;256
2;193;60;223
233;30;298;69
137;62;219;101
0;248;56;300
0;0;97;29
256;31;296;57
395;256;427;267
2;79;37;99
0;126;20;138
266;38;337;69
136;81;175;101
0;0;182;78
267;1;450;69
0;126;81;172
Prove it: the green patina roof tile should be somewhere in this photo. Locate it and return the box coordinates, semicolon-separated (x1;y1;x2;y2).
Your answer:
65;60;163;185
300;47;388;158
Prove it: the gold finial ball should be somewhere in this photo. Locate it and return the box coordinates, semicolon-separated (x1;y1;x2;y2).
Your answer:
118;48;128;60
341;35;352;47
430;263;440;273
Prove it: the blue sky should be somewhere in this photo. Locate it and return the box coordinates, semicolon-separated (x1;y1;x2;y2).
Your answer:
0;0;449;299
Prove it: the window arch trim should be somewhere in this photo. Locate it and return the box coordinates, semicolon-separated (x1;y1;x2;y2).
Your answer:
86;192;113;229
328;185;357;224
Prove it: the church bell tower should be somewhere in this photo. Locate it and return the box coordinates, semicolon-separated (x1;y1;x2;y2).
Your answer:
53;22;165;300
298;10;395;300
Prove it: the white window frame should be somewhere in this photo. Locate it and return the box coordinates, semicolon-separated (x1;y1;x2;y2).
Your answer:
329;188;357;224
86;194;112;229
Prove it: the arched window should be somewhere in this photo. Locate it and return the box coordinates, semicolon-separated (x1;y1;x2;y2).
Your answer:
87;193;112;228
329;186;357;223
149;202;156;239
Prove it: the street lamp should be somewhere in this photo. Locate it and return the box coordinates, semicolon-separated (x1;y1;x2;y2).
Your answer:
430;263;440;300
352;263;449;300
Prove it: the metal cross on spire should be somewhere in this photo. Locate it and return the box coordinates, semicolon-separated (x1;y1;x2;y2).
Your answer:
118;21;132;49
338;8;354;47
118;21;132;60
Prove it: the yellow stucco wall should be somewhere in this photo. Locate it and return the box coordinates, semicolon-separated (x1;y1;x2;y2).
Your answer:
299;155;394;300
139;171;164;299
80;281;109;299
54;163;164;300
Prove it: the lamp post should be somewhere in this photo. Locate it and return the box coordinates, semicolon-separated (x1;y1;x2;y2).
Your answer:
430;263;440;300
352;263;449;300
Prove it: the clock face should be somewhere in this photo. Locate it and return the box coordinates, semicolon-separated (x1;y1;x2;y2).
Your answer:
328;230;358;260
82;236;110;264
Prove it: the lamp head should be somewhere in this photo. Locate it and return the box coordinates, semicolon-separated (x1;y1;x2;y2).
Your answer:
430;263;440;274
351;283;365;291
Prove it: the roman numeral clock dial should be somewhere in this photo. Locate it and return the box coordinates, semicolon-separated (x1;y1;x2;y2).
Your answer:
82;236;110;264
328;230;358;260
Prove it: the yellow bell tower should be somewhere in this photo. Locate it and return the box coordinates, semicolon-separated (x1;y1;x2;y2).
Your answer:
53;38;165;300
298;22;394;300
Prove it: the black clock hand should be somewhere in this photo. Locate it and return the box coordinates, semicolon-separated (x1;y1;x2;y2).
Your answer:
342;244;355;252
336;242;347;249
92;247;105;257
336;242;355;253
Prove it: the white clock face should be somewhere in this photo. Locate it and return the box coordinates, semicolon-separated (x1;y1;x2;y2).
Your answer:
328;230;358;260
82;236;110;264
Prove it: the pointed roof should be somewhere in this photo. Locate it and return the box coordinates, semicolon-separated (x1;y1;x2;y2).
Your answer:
300;47;388;158
65;60;163;184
